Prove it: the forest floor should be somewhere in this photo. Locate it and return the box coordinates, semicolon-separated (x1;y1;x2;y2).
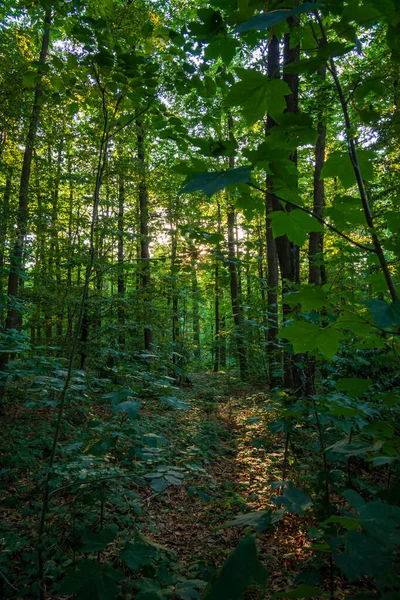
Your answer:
139;373;321;598
1;371;347;599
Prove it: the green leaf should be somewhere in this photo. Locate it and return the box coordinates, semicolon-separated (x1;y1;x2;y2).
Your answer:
278;321;343;360
321;150;375;189
224;70;291;124
80;525;118;553
224;509;285;531
365;299;400;329
235;3;321;33
205;38;238;65
270;210;323;246
321;152;355;189
161;395;190;410
271;483;311;515
180;167;252;197
203;535;268;600
324;516;361;531
274;585;327;598
334;378;373;398
121;542;157;573
59;560;123;600
112;400;141;419
23;71;41;88
285;285;328;312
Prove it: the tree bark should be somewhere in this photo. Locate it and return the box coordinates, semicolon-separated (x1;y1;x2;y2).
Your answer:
309;67;327;287
265;35;281;385
0;9;51;405
227;115;247;378
137;119;153;352
117;173;126;347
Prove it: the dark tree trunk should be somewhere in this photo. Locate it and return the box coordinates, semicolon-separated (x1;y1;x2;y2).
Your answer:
213;258;220;372
0;10;51;405
227;116;247;378
190;245;201;360
265;35;281;385
0;167;12;325
117;173;126;347
137;119;153;352
309;67;327;287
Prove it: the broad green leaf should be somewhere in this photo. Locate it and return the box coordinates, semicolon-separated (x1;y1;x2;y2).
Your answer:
112;400;141;419
224;509;285;531
80;525;118;553
223;70;291;124
235;3;321;33
285;285;328;312
203;535;268;600
204;38;238;65
23;71;41;88
274;585;327;598
321;150;375;189
270;210;323;246
161;395;190;410
365;299;400;329
334;378;373;398
81;525;118;552
324;516;361;531
59;560;123;600
271;483;311;515
278;321;343;360
121;542;157;573
180;167;252;197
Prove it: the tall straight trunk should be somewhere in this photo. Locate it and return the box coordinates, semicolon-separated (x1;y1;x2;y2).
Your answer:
213;257;220;372
309;67;327;287
190;245;201;360
307;66;328;396
136;119;153;352
0;167;12;324
0;9;51;405
117;173;126;347
170;226;182;380
265;35;281;385
47;139;63;341
214;198;223;372
66;150;74;341
274;17;301;391
227;115;247;378
54;140;63;339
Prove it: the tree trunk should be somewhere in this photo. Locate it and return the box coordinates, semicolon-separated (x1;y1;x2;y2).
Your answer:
0;9;51;405
190;245;201;360
213;257;220;372
265;35;281;386
309;67;327;287
137;119;153;352
117;173;126;347
0;167;12;325
227;115;247;378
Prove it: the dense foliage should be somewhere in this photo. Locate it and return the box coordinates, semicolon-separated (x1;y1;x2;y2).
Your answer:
1;0;400;599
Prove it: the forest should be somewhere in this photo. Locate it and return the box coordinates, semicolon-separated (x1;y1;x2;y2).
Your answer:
1;0;400;598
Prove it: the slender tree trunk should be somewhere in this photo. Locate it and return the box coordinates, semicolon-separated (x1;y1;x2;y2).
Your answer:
0;167;12;325
66;150;74;341
117;173;126;347
307;66;327;396
309;67;327;287
136;119;153;351
190;245;201;360
265;35;281;385
227;116;247;377
214;257;220;372
0;9;51;405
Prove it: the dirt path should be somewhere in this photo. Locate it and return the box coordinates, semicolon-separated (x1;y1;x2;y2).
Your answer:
141;373;310;596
